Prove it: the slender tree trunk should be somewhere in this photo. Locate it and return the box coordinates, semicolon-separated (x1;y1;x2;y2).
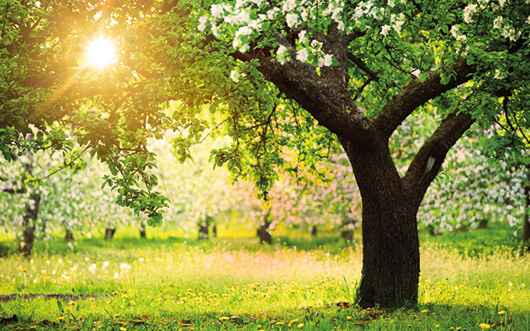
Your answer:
310;225;317;237
198;217;210;240
212;224;217;238
18;192;41;256
104;228;116;240
257;209;272;244
523;182;530;252
64;229;74;241
341;218;356;241
139;224;147;239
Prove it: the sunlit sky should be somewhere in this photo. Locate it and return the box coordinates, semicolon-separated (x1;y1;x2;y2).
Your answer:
86;36;116;69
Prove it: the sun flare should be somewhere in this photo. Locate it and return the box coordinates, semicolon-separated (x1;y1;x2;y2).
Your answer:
86;37;116;69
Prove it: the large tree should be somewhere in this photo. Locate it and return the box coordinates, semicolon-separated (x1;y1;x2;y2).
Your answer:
2;0;530;308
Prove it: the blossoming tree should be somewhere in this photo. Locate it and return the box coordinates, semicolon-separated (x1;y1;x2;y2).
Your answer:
2;0;530;307
193;0;530;307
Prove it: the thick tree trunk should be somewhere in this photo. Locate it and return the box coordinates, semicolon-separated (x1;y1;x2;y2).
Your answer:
104;228;116;240
343;134;421;308
358;196;420;307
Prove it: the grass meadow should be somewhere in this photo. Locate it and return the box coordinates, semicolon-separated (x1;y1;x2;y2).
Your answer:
0;224;529;330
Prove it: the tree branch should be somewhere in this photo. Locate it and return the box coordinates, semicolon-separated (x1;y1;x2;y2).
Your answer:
348;53;379;81
254;32;366;141
373;58;475;139
403;108;474;204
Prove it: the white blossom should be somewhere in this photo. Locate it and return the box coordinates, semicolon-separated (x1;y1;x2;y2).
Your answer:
211;4;225;18
493;16;503;29
322;54;333;66
198;16;208;31
391;13;405;34
283;0;297;12
236;26;253;37
286;13;299;27
230;70;241;82
296;48;309;62
463;4;478;23
381;24;391;36
450;25;466;41
277;45;288;56
298;30;307;43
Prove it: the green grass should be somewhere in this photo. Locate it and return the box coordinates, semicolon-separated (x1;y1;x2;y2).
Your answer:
0;223;529;330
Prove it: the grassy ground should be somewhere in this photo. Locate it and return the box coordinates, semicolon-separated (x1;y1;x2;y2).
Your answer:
0;223;528;330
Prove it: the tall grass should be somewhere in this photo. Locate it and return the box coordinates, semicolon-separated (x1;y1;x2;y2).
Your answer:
0;227;529;330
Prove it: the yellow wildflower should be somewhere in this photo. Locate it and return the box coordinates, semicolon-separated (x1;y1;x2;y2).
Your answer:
498;311;506;315
298;323;304;328
479;323;490;329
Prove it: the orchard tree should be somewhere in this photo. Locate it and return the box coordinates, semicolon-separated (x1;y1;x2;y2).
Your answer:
3;0;530;308
245;150;361;243
193;0;530;308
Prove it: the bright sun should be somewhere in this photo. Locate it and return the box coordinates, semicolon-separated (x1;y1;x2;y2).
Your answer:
86;37;116;69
